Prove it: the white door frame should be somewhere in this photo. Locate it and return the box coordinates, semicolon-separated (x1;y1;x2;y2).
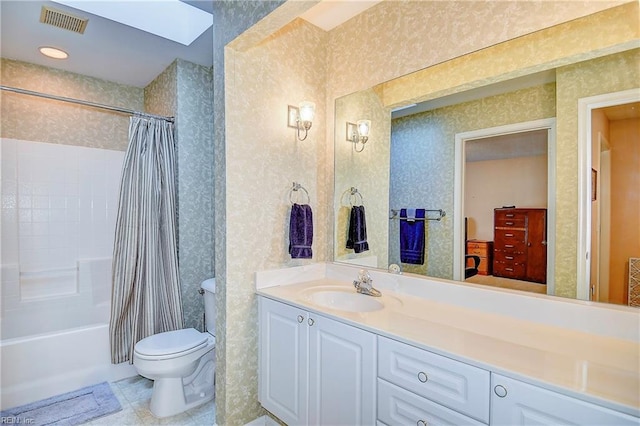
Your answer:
453;118;556;296
576;88;640;301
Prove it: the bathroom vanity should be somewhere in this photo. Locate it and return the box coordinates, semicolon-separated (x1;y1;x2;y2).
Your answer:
256;263;639;425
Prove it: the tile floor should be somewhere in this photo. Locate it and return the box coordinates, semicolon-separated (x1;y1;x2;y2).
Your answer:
84;375;216;426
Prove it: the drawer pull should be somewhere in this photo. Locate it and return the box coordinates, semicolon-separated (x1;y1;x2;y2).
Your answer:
505;221;514;225
505;268;514;272
308;318;315;326
297;315;304;323
417;421;428;426
494;385;508;398
417;371;428;383
505;256;514;260
505;214;515;218
505;233;513;237
505;244;514;248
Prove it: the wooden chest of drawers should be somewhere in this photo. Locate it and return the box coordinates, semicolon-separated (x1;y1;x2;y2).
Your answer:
466;240;493;275
493;208;547;283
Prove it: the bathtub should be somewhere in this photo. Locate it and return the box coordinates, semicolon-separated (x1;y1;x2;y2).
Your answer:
0;323;137;410
0;258;137;410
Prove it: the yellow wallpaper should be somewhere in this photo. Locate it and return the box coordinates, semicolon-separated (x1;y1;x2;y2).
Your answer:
327;0;629;100
0;59;143;151
223;18;328;424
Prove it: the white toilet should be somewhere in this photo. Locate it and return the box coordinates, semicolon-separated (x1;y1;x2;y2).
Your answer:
133;278;216;418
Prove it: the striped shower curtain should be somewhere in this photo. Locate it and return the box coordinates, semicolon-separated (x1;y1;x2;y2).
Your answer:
109;115;184;364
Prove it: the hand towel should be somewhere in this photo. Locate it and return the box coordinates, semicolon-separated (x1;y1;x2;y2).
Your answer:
346;205;369;253
289;203;313;259
400;208;426;264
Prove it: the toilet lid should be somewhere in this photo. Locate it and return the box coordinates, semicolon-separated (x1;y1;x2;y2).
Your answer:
135;328;208;357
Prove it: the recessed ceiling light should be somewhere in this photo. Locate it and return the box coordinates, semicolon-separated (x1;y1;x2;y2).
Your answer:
39;46;69;59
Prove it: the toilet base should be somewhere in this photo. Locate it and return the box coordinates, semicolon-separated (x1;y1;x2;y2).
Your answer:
148;350;215;418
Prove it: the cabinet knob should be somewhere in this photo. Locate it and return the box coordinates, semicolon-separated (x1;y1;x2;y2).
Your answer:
417;371;428;383
308;318;315;326
297;315;304;323
416;420;428;426
494;384;508;398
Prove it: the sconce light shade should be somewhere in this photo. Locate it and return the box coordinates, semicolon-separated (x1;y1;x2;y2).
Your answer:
357;119;371;138
347;119;371;152
288;101;315;141
299;101;316;123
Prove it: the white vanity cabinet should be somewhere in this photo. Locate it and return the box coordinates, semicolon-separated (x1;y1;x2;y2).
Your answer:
490;374;640;425
377;336;490;425
258;296;377;425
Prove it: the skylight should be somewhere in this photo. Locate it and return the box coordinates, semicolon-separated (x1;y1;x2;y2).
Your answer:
51;0;212;46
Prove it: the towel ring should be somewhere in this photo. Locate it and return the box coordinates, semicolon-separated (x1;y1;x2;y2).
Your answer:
342;187;364;206
289;182;310;204
349;187;364;206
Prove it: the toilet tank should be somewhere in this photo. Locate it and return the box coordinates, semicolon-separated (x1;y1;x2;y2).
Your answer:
201;278;216;336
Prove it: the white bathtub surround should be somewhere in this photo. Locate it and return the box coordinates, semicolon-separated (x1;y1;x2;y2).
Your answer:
1;138;124;339
255;262;640;417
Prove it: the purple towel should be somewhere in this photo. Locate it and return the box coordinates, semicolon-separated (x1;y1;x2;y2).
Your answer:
289;203;313;259
400;208;425;264
346;205;369;253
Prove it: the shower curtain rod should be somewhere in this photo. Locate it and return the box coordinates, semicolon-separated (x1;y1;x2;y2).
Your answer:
0;85;175;123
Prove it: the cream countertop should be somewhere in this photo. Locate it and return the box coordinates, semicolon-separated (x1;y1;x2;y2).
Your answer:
256;263;640;417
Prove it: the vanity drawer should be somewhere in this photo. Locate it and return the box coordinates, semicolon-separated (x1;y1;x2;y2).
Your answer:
378;378;485;426
378;336;490;423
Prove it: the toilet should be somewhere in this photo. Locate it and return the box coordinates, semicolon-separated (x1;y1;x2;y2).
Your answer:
133;278;216;418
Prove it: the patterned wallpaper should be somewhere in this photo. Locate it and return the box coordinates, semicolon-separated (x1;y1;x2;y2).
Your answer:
211;2;286;425
217;1;638;425
388;83;556;279
0;58;143;150
326;1;627;100
555;48;640;298
224;17;327;424
334;89;390;269
145;60;215;332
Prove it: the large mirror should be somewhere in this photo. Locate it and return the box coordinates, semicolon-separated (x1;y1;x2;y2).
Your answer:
333;12;639;307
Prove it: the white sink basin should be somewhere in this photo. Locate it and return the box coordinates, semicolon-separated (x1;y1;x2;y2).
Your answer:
310;290;384;312
301;285;402;313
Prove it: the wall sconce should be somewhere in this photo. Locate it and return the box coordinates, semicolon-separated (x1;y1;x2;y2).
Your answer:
288;101;315;141
346;119;371;152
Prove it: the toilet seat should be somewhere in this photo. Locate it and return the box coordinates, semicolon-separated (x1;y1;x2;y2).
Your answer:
135;328;209;361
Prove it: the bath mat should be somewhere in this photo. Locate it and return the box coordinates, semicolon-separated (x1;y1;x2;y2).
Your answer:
0;382;122;425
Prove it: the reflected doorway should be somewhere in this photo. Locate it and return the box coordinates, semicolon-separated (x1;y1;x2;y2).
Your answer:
590;101;640;305
453;118;556;296
464;130;548;294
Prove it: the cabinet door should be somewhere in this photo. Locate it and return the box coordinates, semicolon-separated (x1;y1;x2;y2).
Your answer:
308;313;377;426
491;374;639;425
525;209;547;283
258;297;308;425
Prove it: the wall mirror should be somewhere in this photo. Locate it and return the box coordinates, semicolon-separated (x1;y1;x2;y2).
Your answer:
333;23;639;308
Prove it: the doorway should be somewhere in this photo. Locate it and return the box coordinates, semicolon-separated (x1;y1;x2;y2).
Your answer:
578;89;640;305
453;118;556;296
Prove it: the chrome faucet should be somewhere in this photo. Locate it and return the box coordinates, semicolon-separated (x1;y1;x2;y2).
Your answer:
353;269;382;297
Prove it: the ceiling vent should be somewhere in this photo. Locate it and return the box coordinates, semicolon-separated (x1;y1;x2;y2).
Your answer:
40;6;88;34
